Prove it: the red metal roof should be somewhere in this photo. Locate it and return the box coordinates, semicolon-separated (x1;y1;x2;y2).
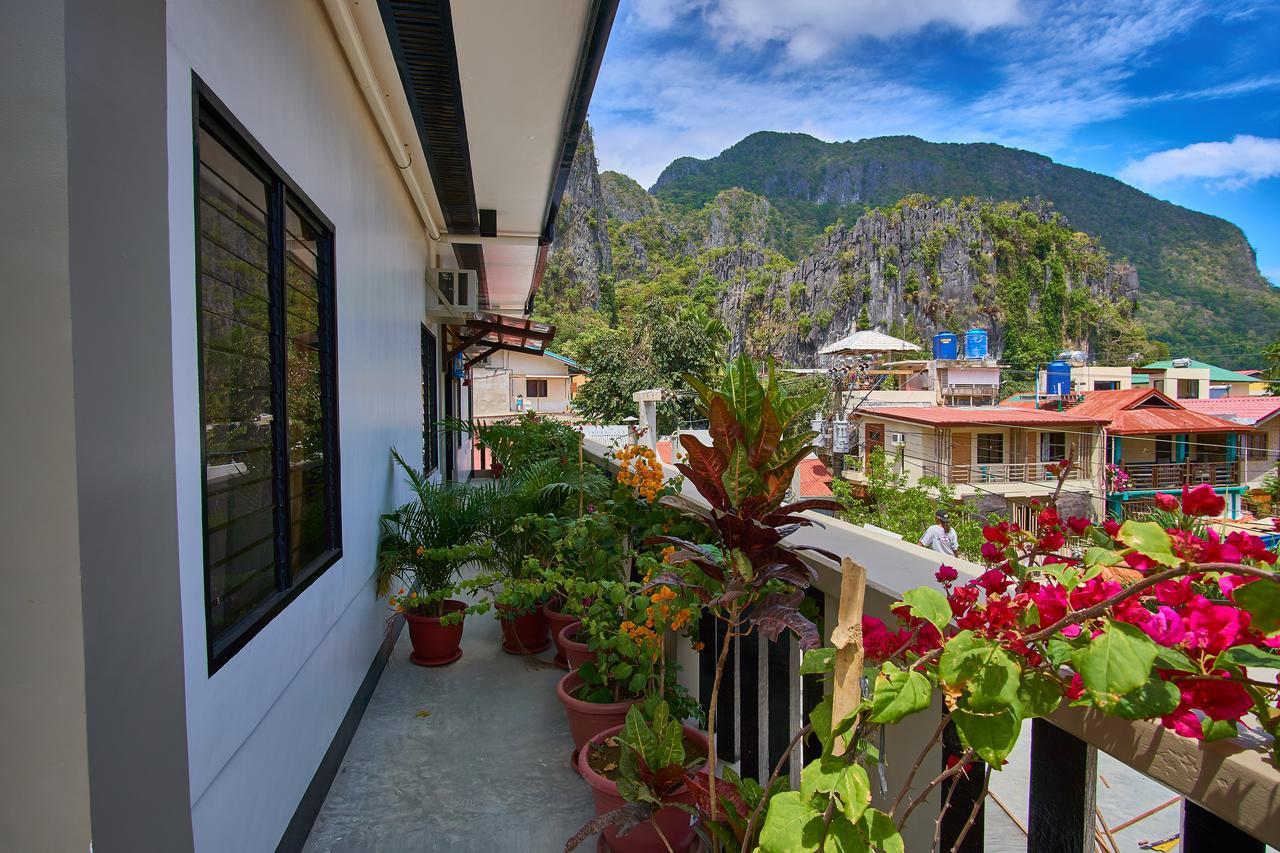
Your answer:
1065;389;1242;435
796;456;834;497
862;406;1106;427
1179;397;1280;426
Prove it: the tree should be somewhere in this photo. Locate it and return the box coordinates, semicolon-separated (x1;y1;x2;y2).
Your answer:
831;447;983;559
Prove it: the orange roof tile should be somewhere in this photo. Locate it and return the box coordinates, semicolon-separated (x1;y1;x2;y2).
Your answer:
1066;389;1242;435
796;456;834;497
861;406;1105;427
1180;397;1280;426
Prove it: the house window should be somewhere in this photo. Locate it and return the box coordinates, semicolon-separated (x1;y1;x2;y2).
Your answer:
1246;432;1270;461
196;86;340;671
422;326;438;474
977;433;1004;465
1040;432;1066;462
1093;381;1120;391
1177;379;1200;399
526;378;549;398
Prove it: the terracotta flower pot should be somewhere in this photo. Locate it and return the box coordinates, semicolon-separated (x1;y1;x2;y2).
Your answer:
497;604;551;655
577;722;708;853
544;599;580;670
404;600;466;666
560;622;597;672
556;671;641;773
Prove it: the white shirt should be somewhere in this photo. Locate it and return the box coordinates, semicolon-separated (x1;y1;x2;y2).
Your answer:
920;524;958;556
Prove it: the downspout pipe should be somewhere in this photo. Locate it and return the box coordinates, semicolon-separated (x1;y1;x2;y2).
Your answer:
322;0;443;241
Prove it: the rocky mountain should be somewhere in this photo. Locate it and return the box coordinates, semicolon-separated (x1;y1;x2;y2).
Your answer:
651;132;1278;364
533;126;1210;370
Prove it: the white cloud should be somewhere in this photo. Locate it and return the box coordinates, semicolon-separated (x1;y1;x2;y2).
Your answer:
699;0;1025;62
1119;136;1280;189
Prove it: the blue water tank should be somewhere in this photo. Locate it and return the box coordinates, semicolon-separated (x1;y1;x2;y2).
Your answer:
932;331;958;360
964;328;989;360
1046;361;1072;396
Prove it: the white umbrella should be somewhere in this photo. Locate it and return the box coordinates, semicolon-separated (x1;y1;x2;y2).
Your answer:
818;329;922;356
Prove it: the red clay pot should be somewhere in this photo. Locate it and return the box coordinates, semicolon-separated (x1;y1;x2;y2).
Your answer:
556;671;640;773
544;599;580;669
578;722;708;853
404;600;466;666
560;622;597;672
498;604;551;655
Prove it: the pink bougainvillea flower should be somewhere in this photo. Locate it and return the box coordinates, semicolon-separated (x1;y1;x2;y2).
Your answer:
935;564;958;584
982;524;1011;546
1185;596;1250;654
1161;705;1205;740
1037;507;1061;529
1124;550;1159;573
976;569;1013;596
1154;577;1195;607
1226;531;1277;565
1181;484;1226;518
1181;677;1252;722
1137;605;1187;647
1038;529;1065;551
1154;492;1179;511
1028;582;1068;627
980;541;1004;562
1103;519;1121;538
1065;516;1091;536
1065;673;1085;701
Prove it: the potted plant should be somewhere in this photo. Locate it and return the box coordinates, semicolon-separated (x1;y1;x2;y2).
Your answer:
375;449;490;666
556;572;702;770
568;702;709;853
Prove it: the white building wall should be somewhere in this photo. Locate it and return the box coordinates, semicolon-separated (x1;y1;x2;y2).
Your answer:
471;349;575;416
165;2;430;849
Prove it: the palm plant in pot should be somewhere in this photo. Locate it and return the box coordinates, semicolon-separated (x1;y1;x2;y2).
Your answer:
375;449;490;666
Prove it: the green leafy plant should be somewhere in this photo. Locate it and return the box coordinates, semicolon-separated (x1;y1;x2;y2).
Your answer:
375;449;491;620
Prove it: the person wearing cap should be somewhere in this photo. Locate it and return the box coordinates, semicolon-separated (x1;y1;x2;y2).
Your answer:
920;510;958;556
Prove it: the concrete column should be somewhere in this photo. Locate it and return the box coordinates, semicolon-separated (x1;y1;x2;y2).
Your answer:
632;388;662;450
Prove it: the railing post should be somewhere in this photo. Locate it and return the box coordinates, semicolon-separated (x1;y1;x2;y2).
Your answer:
939;721;985;853
1027;719;1096;852
1181;800;1265;852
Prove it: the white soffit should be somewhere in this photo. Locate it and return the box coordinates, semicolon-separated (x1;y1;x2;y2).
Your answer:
450;0;592;309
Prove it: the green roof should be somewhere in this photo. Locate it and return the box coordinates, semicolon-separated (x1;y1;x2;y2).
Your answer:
1142;359;1257;384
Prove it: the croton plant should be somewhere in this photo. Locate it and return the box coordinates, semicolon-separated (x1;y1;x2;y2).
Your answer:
581;353;1280;853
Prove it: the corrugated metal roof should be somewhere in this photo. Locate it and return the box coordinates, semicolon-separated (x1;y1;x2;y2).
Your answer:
863;406;1105;427
1180;397;1280;426
819;330;922;355
1067;389;1242;434
1142;359;1258;384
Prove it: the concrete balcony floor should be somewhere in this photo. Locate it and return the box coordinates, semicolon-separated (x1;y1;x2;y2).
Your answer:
303;608;595;852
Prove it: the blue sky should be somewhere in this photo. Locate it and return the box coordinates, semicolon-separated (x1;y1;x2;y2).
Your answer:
589;0;1280;283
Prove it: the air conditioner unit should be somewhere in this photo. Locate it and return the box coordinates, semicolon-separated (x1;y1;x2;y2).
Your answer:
890;432;906;446
426;267;478;315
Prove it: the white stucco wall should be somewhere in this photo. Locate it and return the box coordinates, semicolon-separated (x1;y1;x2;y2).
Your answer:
471;349;575;416
165;2;431;849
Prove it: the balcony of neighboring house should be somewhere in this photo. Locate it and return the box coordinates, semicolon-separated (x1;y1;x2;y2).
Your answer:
1106;431;1248;518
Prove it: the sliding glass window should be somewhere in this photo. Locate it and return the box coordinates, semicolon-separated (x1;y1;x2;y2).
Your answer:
196;83;341;672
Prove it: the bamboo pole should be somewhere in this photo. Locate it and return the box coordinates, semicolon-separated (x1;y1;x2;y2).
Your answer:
831;557;868;755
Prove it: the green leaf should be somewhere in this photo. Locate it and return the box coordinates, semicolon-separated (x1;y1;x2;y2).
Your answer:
1071;621;1157;696
834;764;872;824
1201;718;1239;741
870;663;932;724
861;809;905;853
808;696;833;752
1084;548;1124;568
800;755;842;799
1219;644;1280;669
800;647;836;675
758;790;824;853
1235;580;1280;635
1045;636;1083;668
1037;562;1082;591
900;587;952;632
824;814;870;853
1018;671;1064;719
1153;645;1197;673
1117;520;1180;567
1104;678;1181;720
939;632;1021;712
722;443;762;506
952;706;1022;766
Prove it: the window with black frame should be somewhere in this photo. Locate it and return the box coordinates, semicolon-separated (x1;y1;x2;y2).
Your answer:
422;325;439;474
976;433;1004;465
196;86;340;670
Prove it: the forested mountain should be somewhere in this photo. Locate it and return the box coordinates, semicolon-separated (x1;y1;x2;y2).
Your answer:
651;132;1277;363
534;126;1271;373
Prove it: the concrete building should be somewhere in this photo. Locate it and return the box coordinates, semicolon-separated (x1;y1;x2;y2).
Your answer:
1138;359;1260;399
1181;397;1280;488
1;1;617;850
1036;364;1137;393
471;349;586;417
847;406;1107;522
